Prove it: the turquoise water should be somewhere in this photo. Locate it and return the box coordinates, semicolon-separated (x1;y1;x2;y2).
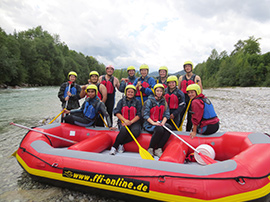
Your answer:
0;87;62;197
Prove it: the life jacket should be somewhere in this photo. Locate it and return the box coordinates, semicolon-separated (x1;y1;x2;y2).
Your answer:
135;76;150;97
149;98;166;121
101;75;115;94
96;83;102;100
196;97;217;121
64;83;77;98
164;88;179;109
121;98;137;120
126;76;136;85
180;74;196;94
83;97;100;120
156;77;167;88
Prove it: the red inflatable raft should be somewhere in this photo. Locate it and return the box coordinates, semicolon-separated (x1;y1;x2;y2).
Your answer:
15;123;270;201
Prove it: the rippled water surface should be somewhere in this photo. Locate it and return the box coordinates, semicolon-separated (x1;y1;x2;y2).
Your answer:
0;86;269;201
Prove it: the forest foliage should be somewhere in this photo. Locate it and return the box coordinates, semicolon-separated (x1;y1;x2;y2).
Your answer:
1;26;270;87
194;36;270;87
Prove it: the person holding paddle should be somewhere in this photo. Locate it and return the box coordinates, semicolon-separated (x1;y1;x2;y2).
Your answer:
165;76;185;130
143;84;172;158
58;71;81;121
63;85;113;128
109;85;142;155
133;64;156;106
186;84;219;139
178;61;202;131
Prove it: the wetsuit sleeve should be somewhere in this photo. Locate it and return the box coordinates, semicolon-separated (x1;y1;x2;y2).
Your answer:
118;80;126;93
136;99;142;117
133;78;138;87
142;100;151;120
173;90;186;116
58;82;67;103
163;102;170;119
99;102;112;127
70;101;84;114
113;99;123;115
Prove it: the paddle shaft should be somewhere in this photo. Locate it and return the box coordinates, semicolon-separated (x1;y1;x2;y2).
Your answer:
162;124;198;152
65;82;72;109
179;99;191;130
170;119;180;131
100;114;108;128
10;122;77;144
49;109;65;124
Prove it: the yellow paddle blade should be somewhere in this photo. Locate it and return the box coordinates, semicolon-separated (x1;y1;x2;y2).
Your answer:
139;146;155;160
10;150;17;157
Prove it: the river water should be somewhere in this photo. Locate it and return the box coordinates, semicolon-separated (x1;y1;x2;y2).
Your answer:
0;86;269;201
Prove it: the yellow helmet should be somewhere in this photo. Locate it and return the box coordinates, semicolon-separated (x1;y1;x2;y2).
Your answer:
68;71;77;79
127;66;136;72
183;61;193;70
186;84;201;95
153;83;165;95
89;71;99;77
139;64;149;71
124;85;137;95
85;84;98;94
159;66;168;75
167;75;178;86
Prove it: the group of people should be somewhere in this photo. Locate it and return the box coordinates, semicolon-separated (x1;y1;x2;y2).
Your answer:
57;61;220;158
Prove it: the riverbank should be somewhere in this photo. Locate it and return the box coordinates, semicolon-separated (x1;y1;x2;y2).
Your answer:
0;86;269;201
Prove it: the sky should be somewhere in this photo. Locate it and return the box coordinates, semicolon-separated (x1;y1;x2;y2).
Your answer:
1;0;270;73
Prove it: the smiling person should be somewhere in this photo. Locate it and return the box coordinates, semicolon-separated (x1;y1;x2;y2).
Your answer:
109;85;142;155
119;66;137;93
178;61;203;132
99;65;120;126
165;76;185;130
186;84;219;139
58;71;81;111
80;71;108;127
63;84;112;128
143;84;172;158
133;64;156;106
156;66;168;88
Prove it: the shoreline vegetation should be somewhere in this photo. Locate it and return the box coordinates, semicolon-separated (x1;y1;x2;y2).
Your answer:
1;26;270;88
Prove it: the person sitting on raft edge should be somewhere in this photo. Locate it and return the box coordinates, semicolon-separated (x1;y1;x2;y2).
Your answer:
143;83;173;158
109;85;142;155
63;84;115;130
186;84;220;139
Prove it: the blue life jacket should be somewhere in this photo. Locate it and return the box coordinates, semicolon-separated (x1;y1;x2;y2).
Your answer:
196;97;217;120
64;85;77;98
83;98;100;120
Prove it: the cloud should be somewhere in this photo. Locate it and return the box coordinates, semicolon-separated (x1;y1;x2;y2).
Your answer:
1;0;270;73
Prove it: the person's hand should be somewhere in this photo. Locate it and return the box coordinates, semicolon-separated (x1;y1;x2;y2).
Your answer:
67;91;72;96
170;114;174;119
65;96;70;101
81;85;87;90
109;127;117;131
64;109;70;114
190;131;196;139
136;81;141;88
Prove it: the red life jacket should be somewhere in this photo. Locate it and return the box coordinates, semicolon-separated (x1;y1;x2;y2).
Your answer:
135;76;150;96
180;74;196;94
156;77;167;88
149;98;166;121
121;98;137;120
101;75;115;94
164;88;179;109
